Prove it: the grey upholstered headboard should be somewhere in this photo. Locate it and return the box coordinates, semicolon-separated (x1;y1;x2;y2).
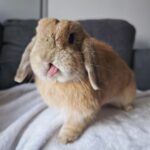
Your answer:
0;19;149;90
133;49;150;90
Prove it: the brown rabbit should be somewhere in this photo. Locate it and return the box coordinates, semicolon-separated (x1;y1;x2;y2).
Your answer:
14;18;136;144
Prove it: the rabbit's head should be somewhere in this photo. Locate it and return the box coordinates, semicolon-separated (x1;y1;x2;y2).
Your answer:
15;18;99;90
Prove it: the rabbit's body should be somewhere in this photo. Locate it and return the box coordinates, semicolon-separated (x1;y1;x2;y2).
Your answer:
36;38;135;110
34;38;135;143
15;18;136;143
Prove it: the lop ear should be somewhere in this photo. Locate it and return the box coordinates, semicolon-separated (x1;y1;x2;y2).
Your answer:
82;38;99;90
14;36;36;83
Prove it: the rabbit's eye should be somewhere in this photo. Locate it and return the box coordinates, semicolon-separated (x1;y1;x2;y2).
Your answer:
68;33;75;44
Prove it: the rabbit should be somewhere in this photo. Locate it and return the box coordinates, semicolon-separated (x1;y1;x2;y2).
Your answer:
14;18;136;144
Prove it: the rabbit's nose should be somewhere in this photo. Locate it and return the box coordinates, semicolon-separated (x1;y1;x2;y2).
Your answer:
55;39;66;50
48;33;56;48
55;33;67;49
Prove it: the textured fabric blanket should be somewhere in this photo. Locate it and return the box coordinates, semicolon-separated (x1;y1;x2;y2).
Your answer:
0;84;150;150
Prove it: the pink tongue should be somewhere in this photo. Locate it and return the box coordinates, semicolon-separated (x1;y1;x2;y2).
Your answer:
48;64;58;76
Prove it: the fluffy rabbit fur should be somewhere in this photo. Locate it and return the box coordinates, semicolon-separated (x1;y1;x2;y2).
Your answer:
14;18;136;143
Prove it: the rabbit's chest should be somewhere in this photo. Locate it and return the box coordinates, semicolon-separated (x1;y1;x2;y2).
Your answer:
36;80;79;107
35;79;96;110
44;87;71;107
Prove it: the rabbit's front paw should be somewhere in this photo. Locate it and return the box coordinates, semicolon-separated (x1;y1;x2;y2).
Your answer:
58;128;80;144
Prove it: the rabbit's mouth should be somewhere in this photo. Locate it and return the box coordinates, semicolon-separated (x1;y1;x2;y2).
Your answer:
47;63;59;77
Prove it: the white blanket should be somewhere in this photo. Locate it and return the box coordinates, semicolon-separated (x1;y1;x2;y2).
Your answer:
0;84;150;150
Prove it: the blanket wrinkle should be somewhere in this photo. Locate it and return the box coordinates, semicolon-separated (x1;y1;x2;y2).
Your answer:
0;103;46;150
0;84;150;150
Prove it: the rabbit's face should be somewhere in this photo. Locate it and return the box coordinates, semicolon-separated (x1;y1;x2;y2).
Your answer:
15;18;99;90
30;19;86;82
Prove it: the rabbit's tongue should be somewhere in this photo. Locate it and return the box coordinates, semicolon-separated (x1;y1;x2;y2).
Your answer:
48;64;58;77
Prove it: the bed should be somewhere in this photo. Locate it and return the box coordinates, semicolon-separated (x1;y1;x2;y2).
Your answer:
0;19;150;150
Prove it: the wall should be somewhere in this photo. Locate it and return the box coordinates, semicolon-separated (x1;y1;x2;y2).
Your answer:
0;0;40;22
48;0;150;49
